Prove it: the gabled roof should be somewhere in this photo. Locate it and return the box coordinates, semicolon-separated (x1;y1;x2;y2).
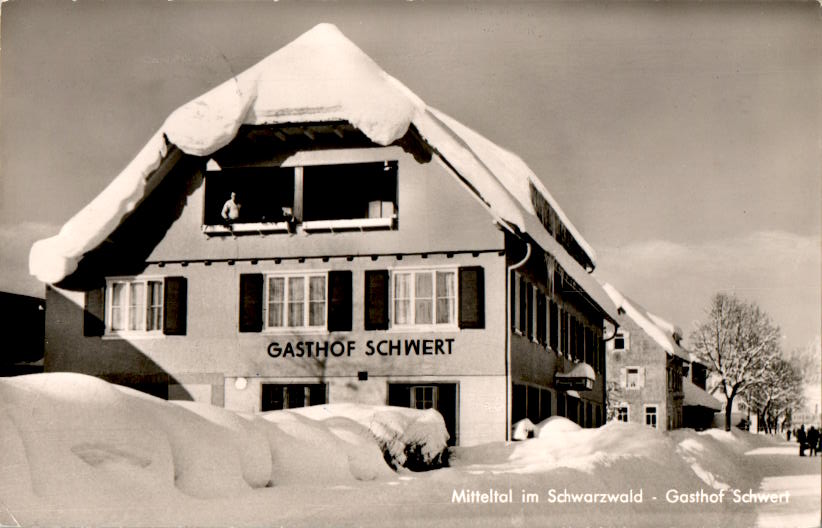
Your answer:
29;24;612;318
601;283;690;362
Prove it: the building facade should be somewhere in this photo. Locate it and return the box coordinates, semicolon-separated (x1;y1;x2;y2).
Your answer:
32;24;617;446
602;284;690;431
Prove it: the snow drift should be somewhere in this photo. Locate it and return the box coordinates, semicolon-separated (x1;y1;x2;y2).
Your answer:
0;373;444;516
2;374;813;527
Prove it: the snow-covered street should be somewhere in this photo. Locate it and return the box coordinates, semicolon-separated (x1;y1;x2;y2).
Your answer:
1;373;819;527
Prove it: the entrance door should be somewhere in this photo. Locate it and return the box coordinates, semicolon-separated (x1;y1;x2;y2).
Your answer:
387;383;458;446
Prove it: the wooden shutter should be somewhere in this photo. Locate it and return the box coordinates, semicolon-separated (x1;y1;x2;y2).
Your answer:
639;367;646;388
364;270;389;330
620;367;627;388
239;273;264;333
458;266;484;329
327;270;352;332
83;286;106;337
163;276;187;335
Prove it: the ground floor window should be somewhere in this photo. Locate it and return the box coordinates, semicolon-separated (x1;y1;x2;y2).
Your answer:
616;405;629;422
644;405;658;429
107;278;164;333
567;396;580;425
261;383;326;411
512;383;552;426
388;383;458;446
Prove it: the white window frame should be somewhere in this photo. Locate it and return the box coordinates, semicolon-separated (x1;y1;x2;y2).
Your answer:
626;366;643;389
264;271;328;332
644;404;658;429
613;331;630;351
390;267;458;330
105;277;164;337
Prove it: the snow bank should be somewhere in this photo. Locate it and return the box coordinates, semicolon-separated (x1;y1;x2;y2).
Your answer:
0;374;436;510
292;403;450;470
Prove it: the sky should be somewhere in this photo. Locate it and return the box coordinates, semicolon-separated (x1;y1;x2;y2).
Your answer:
1;1;819;351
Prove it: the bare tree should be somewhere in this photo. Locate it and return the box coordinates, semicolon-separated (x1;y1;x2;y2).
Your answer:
690;293;781;431
747;357;804;434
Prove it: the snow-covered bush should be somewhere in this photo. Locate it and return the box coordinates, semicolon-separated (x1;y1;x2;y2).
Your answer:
293;403;450;471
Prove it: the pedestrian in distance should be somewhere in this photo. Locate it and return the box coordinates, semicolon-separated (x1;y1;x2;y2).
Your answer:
807;426;819;457
797;424;807;456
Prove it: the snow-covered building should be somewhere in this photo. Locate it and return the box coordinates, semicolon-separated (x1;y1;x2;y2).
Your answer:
602;284;719;430
29;24;617;446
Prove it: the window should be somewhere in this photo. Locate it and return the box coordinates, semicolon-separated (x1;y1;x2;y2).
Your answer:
645;405;658;429
411;385;438;410
302;161;397;222
393;269;456;327
261;383;326;411
204;166;295;226
549;300;558;351
389;383;459;446
204;161;398;234
106;278;164;334
536;294;547;345
614;331;629;351
616;405;629;422
626;367;642;389
265;273;327;329
518;274;527;333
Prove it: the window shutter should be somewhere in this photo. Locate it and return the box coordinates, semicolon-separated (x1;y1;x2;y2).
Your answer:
163;276;187;335
364;270;389;330
327;270;352;332
620;367;627;388
83;286;106;337
458;266;484;329
239;273;264;333
639;367;646;388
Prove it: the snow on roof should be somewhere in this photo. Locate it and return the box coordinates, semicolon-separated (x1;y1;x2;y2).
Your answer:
556;362;596;380
601;282;690;362
683;378;723;411
29;23;600;299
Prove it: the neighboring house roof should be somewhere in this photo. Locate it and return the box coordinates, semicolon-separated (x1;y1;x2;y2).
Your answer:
600;283;691;362
28;24;615;319
683;378;723;411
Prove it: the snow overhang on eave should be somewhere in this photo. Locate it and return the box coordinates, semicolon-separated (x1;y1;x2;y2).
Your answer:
28;23;604;288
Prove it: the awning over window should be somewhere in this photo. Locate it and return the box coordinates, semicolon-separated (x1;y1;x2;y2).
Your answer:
555;363;596;391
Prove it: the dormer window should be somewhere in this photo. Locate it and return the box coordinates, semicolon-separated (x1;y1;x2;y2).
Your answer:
204;166;295;232
203;159;398;235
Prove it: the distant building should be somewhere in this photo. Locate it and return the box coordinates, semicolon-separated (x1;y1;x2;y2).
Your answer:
602;284;719;430
0;291;45;375
29;24;617;446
